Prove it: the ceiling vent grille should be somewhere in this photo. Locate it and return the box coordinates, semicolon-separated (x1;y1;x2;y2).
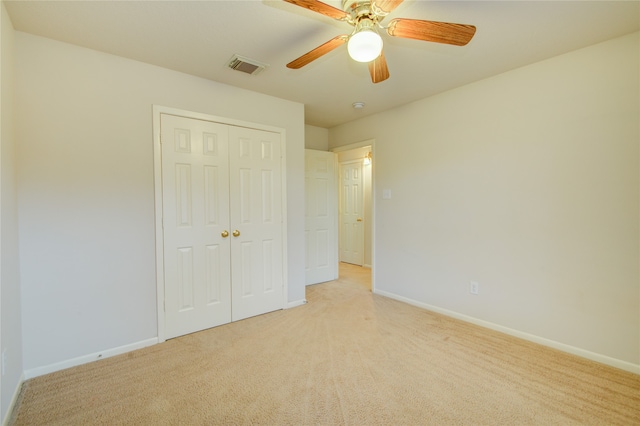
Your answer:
227;54;268;76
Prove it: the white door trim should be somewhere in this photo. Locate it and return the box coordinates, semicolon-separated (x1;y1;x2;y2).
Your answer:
152;105;288;343
331;139;375;153
330;139;376;292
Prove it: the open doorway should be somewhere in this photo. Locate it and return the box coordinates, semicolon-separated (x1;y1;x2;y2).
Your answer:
332;141;374;291
304;140;375;292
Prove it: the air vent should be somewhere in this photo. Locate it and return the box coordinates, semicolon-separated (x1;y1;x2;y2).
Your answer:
227;54;268;76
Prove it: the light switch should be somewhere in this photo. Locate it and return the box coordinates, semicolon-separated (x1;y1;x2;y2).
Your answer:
383;189;391;200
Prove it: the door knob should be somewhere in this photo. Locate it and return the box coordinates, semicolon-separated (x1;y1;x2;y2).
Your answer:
232;230;240;237
221;230;229;238
357;218;363;222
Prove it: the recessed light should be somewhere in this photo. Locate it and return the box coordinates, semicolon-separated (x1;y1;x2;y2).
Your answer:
352;102;365;109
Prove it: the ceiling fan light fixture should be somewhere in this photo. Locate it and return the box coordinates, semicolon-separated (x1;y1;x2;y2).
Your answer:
363;151;372;165
284;0;476;84
348;30;383;62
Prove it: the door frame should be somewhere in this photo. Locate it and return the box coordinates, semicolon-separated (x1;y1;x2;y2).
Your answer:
331;139;376;292
152;105;288;342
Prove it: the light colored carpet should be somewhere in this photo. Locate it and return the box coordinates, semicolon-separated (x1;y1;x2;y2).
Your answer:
10;263;640;425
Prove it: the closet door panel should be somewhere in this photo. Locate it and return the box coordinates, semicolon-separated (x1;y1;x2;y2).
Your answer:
229;127;284;321
161;114;231;339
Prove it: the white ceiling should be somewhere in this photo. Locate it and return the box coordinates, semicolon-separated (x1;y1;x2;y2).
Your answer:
4;0;639;128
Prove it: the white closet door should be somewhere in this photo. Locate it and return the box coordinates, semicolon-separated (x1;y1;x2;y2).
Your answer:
305;149;338;285
161;114;231;339
228;126;284;321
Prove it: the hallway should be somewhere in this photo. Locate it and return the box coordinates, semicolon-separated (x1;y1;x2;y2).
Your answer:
338;262;371;291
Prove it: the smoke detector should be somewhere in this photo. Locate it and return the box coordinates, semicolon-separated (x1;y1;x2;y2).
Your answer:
227;54;268;75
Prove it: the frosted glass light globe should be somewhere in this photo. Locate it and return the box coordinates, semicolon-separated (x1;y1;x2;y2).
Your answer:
348;30;383;63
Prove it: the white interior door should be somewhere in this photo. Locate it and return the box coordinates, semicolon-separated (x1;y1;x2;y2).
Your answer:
305;150;338;285
228;126;284;321
161;114;231;339
340;160;364;266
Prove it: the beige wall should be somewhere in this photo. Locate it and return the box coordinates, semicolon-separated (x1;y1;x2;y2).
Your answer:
305;124;329;150
15;32;306;373
330;32;640;370
1;3;23;421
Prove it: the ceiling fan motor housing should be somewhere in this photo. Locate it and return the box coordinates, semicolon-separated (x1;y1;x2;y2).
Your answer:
343;1;377;24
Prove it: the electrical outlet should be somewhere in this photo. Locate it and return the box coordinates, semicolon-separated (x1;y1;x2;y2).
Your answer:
470;281;479;295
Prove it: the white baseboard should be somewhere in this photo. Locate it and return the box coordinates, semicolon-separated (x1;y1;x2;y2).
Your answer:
375;289;640;375
287;299;307;309
2;372;25;426
23;338;158;380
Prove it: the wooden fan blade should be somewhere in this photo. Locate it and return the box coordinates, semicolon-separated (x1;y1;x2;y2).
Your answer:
283;0;349;20
287;35;348;69
372;0;403;15
387;18;476;46
369;51;390;83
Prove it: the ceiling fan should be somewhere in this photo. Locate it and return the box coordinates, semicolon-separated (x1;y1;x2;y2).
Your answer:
284;0;476;83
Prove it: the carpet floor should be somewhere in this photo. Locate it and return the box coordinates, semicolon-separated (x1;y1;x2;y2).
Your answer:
9;263;640;425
